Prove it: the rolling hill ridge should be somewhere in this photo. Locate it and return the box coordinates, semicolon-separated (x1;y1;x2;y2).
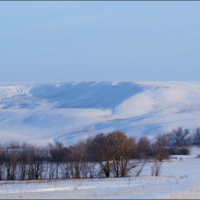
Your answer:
0;81;200;145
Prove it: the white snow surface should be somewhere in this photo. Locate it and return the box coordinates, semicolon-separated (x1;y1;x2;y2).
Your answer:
0;81;200;145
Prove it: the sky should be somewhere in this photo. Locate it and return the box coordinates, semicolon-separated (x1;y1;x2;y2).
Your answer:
0;1;200;82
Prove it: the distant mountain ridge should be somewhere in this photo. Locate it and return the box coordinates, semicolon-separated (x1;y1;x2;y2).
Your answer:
0;81;200;145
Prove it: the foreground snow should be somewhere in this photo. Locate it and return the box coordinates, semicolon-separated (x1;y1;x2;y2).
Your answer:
1;151;200;199
1;81;200;144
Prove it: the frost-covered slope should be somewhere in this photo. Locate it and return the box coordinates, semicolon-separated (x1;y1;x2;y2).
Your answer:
0;81;200;145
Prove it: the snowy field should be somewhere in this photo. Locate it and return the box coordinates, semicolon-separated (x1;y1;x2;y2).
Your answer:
1;148;200;199
1;81;200;145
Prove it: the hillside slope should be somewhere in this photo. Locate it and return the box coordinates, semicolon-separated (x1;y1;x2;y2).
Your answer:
0;81;200;145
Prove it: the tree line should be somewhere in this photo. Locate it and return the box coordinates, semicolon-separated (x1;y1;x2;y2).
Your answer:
0;127;200;181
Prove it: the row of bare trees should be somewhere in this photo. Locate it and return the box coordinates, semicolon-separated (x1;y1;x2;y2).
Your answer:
137;126;200;161
0;131;138;180
0;127;199;181
0;143;47;180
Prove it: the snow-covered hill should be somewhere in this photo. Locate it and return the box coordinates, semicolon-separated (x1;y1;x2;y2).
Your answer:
0;81;200;145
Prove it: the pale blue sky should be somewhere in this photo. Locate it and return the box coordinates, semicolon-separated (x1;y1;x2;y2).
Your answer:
0;1;200;82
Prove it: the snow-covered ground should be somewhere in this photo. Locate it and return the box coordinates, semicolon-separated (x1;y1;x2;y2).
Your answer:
1;149;200;199
1;81;200;145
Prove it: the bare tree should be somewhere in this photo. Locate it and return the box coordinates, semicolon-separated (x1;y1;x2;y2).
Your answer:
152;133;171;161
151;159;162;176
170;127;190;154
27;146;46;180
134;161;146;177
4;147;18;180
69;141;88;179
0;148;5;180
18;143;33;180
49;142;64;179
107;131;137;177
87;133;113;178
193;127;200;146
137;137;152;158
